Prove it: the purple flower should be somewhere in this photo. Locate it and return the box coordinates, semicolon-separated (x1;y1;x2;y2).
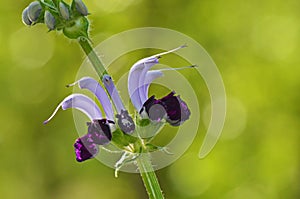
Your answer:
128;45;191;126
44;78;116;162
44;45;191;162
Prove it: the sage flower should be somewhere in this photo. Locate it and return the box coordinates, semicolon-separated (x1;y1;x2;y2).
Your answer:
44;78;116;162
128;45;191;126
43;46;191;162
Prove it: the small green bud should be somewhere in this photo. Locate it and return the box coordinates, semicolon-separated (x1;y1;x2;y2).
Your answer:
59;2;70;20
27;1;42;22
44;11;56;30
22;7;32;26
63;16;89;39
74;0;88;16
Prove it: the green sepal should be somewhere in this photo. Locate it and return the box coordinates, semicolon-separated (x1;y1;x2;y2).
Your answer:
111;129;136;147
137;118;151;127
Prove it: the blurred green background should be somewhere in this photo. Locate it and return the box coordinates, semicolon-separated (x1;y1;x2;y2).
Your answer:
0;0;299;198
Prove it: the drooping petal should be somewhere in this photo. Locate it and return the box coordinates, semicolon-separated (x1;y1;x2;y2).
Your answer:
43;94;102;124
160;92;191;126
102;75;125;113
74;134;99;162
128;45;186;111
140;92;190;126
68;77;114;121
87;119;113;145
141;95;166;122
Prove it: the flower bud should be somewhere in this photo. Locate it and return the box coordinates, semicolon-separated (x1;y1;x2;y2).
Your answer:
63;16;89;39
59;2;70;20
44;11;56;30
27;1;42;22
74;0;89;16
22;7;32;26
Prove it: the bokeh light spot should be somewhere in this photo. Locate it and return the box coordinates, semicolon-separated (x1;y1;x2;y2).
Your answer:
9;26;54;69
203;97;247;140
92;0;139;13
251;16;299;62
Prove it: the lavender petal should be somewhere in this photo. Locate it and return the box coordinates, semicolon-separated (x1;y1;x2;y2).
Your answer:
44;94;102;124
102;75;125;114
68;77;114;121
139;70;164;105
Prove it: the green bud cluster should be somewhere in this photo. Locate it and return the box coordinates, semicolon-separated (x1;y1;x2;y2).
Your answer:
22;0;90;39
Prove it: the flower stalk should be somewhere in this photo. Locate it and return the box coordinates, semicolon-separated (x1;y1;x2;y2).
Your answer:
137;153;165;199
78;37;108;79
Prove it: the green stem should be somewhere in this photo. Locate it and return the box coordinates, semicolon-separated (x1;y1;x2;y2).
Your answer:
77;37;164;199
137;153;165;199
78;37;108;79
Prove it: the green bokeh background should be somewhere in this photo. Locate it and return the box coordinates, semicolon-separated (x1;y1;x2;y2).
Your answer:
1;0;299;198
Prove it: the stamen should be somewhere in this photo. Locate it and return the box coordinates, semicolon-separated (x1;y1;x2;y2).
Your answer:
158;65;198;71
150;44;187;58
43;101;64;124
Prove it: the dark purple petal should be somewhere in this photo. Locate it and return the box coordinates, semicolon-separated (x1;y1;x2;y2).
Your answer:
87;119;113;145
160;92;190;126
141;96;166;122
141;92;190;126
116;110;135;134
74;134;99;162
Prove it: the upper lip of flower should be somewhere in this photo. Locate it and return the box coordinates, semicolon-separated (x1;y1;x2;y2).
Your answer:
127;45;187;112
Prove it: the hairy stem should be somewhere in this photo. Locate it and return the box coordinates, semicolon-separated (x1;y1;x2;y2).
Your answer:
137;153;165;199
78;37;108;79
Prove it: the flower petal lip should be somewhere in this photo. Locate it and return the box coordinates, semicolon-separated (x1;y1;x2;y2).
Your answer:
102;75;125;114
160;92;191;126
128;45;187;111
140;95;166;122
68;77;114;121
43;94;102;124
128;58;159;111
141;92;191;126
74;134;99;162
87;119;113;145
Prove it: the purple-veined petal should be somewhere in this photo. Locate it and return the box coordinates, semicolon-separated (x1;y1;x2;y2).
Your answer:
128;45;186;111
68;77;114;121
43;94;102;124
102;75;125;114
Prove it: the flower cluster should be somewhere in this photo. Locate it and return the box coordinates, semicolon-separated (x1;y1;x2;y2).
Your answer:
22;0;89;39
44;46;191;162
